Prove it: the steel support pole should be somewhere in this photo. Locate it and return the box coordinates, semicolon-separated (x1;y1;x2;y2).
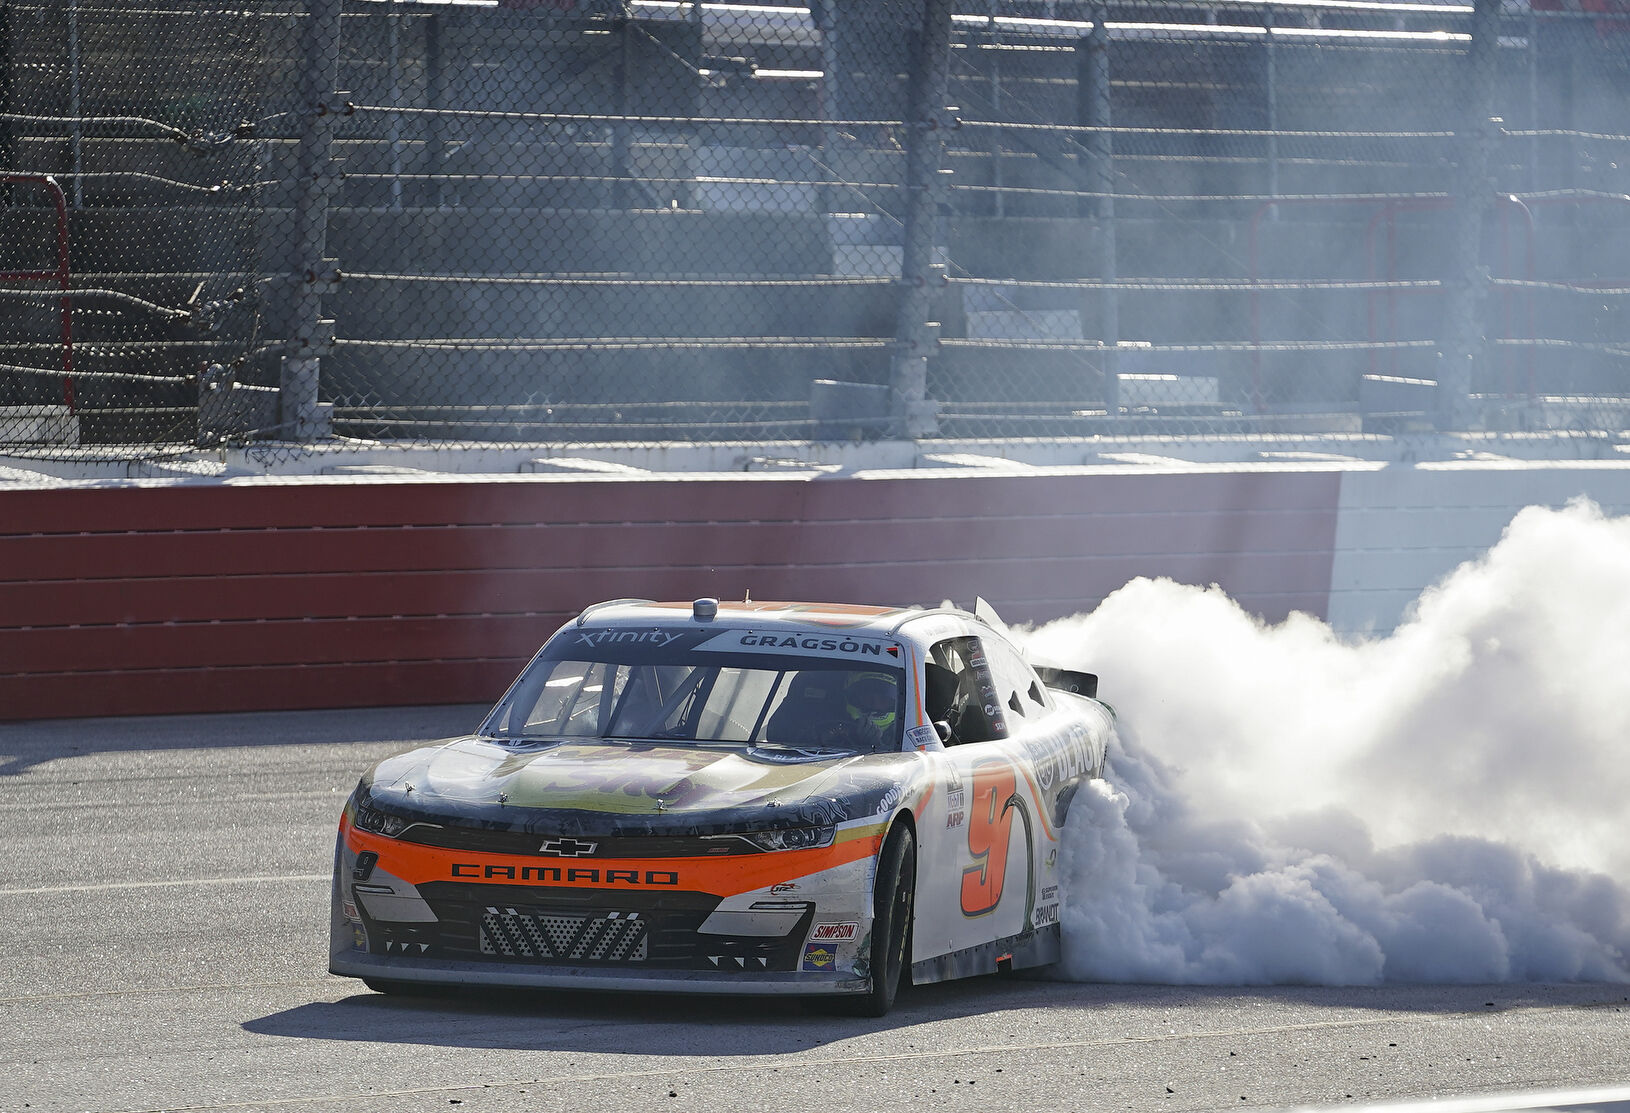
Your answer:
889;0;952;439
68;0;82;209
1081;8;1118;418
818;0;840;219
1;0;12;205
387;0;404;213
1264;5;1278;218
281;0;343;441
612;2;634;210
424;10;446;208
1437;0;1501;431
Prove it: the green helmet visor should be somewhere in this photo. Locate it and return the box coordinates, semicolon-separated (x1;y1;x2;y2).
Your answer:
845;672;898;729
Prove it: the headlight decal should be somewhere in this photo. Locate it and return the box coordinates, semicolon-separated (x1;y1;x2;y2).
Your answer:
735;825;836;852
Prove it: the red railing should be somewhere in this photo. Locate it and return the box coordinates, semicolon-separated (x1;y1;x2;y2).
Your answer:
0;173;74;411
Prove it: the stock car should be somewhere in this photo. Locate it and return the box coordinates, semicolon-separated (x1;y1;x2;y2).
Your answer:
330;598;1114;1015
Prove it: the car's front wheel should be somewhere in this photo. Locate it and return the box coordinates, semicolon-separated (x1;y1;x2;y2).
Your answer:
846;823;916;1017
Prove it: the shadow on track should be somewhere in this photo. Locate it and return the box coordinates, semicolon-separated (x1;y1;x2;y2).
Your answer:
244;973;1082;1053
243;976;1615;1054
0;703;487;775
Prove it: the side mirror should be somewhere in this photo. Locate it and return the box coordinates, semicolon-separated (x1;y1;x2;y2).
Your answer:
933;720;954;744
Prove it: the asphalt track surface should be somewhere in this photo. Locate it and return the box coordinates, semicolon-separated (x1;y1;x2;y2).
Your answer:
3;707;1627;1113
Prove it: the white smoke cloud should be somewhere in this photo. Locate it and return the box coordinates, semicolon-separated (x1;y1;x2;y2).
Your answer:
1022;499;1630;985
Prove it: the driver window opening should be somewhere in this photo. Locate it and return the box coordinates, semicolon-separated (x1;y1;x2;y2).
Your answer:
926;636;1007;744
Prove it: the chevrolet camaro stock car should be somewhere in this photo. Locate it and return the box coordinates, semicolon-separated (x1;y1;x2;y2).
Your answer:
330;598;1115;1015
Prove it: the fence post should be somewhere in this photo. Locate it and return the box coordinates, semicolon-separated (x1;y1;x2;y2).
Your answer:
424;10;446;207
1438;0;1501;432
281;0;344;441
1263;4;1278;216
611;2;634;210
0;0;11;204
1079;7;1118;418
889;0;952;439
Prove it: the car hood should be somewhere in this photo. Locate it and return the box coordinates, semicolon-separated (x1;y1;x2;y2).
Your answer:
360;736;914;836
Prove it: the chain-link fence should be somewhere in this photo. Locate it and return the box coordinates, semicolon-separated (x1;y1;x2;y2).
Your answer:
3;0;1629;461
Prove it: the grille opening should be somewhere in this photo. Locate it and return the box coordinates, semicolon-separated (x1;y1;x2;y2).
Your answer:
480;907;650;962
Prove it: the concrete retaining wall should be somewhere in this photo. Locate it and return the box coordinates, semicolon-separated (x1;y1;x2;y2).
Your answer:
1329;461;1630;635
0;467;1338;721
6;459;1629;721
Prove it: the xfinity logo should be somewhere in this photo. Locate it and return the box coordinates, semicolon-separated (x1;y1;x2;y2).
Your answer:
540;837;598;857
574;630;682;648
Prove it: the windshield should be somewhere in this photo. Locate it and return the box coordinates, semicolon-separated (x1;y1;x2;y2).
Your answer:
481;649;906;755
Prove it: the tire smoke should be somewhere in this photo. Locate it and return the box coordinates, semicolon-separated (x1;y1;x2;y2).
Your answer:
1023;499;1630;984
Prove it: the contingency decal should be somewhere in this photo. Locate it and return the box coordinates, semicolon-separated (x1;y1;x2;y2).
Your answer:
906;724;941;752
803;943;839;971
943;765;966;829
1033;883;1061;928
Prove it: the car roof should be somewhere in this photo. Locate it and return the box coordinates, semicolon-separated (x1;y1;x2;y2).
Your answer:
571;598;984;643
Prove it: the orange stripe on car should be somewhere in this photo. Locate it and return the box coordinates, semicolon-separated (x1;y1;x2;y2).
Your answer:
345;821;883;898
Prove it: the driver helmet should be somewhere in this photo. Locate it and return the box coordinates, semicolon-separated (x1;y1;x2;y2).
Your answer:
845;671;899;733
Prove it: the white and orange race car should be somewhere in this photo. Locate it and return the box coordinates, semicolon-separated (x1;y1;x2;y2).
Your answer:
330;598;1113;1014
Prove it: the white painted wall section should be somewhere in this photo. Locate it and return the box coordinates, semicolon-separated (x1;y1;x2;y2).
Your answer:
1329;461;1630;636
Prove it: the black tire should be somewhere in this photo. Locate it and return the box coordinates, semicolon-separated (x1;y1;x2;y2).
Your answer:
843;823;916;1017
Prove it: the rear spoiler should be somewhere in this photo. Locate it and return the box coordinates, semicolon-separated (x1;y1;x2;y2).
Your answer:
1035;666;1098;699
974;597;1100;699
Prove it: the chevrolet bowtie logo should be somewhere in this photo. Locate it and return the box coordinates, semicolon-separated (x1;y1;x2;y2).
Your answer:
539;837;598;857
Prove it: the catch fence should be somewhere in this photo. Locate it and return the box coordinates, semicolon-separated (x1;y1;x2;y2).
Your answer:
2;0;1629;461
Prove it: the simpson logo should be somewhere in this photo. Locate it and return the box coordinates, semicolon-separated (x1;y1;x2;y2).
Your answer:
803;943;838;971
808;921;859;942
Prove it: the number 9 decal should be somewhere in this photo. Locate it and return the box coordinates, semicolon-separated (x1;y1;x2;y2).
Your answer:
960;759;1016;917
